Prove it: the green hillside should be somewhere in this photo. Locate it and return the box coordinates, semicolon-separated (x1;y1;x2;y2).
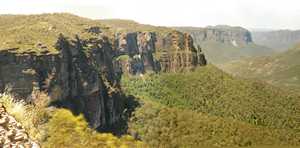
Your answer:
221;44;300;89
121;65;300;147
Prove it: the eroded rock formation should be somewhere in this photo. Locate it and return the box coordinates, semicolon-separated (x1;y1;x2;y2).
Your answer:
114;31;207;74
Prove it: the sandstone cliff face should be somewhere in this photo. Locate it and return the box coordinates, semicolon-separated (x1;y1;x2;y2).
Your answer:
176;26;253;47
114;32;158;74
0;33;124;131
114;31;206;74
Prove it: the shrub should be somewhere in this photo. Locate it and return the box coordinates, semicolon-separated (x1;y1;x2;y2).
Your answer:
0;92;50;142
44;109;146;148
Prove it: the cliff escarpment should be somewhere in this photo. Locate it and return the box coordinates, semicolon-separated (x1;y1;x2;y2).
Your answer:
252;30;300;51
113;31;206;74
0;33;124;132
175;26;272;64
0;13;207;132
176;25;253;47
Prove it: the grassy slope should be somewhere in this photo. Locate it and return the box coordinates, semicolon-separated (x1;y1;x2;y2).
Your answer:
221;44;300;89
122;65;300;147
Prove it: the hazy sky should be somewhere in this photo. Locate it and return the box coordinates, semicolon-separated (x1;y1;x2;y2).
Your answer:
1;0;300;30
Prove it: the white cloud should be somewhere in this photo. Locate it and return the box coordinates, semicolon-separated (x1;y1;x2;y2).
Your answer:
1;0;300;30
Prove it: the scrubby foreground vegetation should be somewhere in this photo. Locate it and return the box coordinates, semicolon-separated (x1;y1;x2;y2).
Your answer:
0;92;145;148
122;65;300;147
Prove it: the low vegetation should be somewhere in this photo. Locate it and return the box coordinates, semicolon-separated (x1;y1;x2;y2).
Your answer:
45;109;145;148
0;92;50;142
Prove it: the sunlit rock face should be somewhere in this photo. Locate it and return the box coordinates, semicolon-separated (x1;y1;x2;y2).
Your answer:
114;31;207;74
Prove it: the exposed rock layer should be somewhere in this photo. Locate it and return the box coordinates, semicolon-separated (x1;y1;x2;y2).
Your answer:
114;31;206;74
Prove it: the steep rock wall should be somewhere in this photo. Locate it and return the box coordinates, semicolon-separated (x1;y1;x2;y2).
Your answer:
114;31;206;74
0;34;124;131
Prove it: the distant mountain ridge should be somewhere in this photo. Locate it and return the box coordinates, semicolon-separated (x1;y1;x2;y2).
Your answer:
252;30;300;51
175;25;252;46
175;26;273;64
221;43;300;89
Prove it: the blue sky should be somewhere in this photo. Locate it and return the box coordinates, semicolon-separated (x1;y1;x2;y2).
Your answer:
1;0;300;30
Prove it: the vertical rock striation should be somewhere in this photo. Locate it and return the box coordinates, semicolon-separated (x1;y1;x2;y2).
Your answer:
114;31;207;74
0;33;125;131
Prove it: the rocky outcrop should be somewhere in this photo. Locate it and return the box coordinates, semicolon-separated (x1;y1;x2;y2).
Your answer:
0;103;39;148
114;31;207;74
175;25;253;47
114;32;158;74
0;32;125;131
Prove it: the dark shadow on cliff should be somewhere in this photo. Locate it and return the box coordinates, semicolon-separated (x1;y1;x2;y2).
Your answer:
49;93;141;136
98;94;140;136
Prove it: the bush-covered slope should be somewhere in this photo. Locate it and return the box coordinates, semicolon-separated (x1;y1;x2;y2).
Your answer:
121;65;300;147
129;103;299;147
